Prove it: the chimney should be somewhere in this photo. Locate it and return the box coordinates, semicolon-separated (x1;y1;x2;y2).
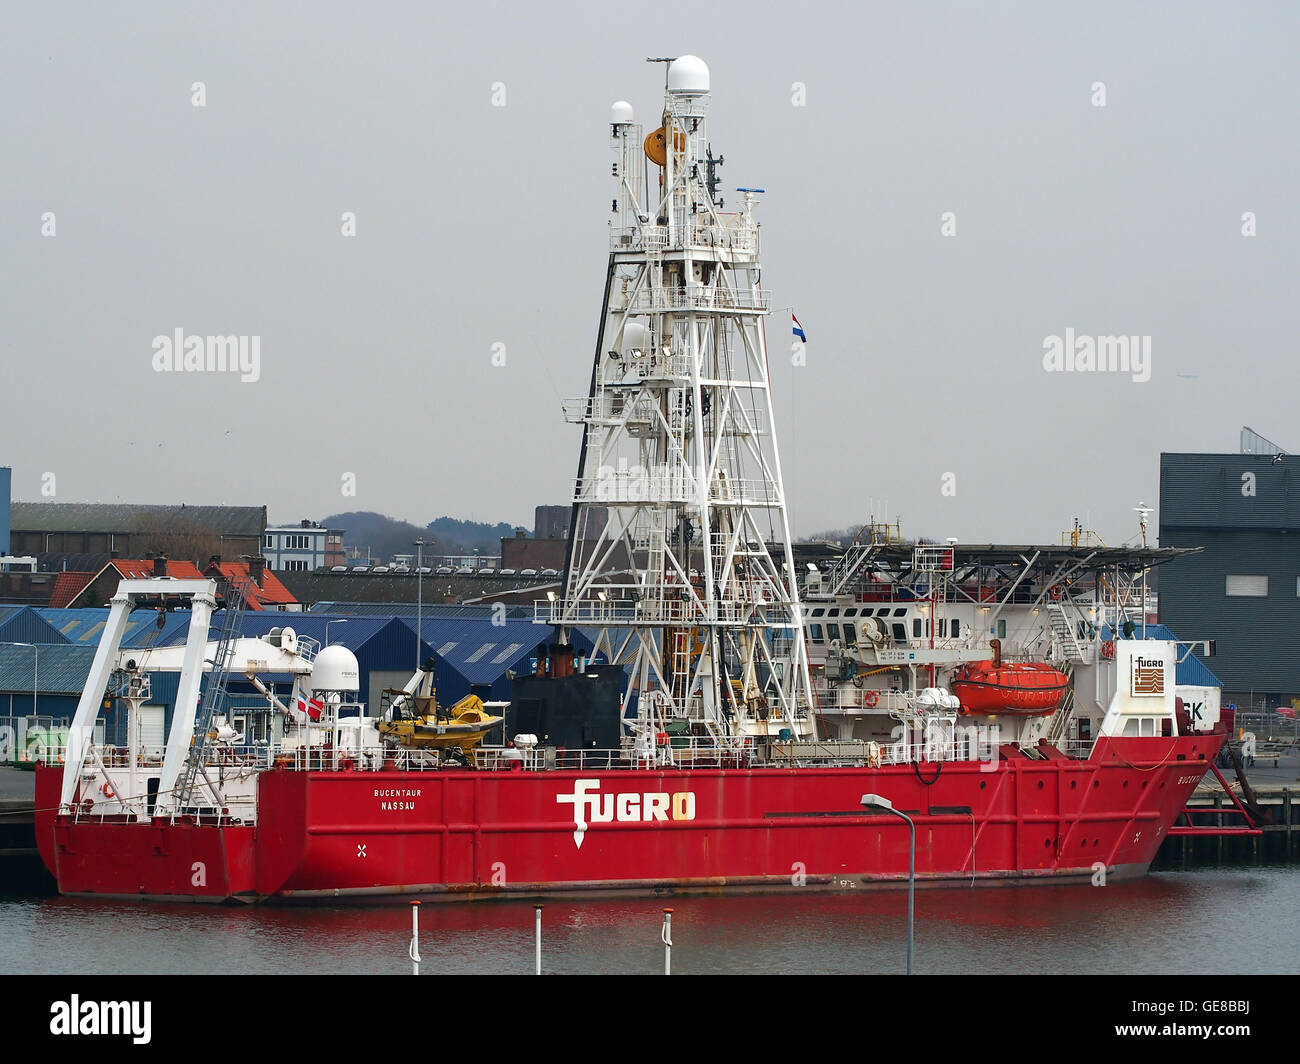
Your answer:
249;556;266;587
152;554;167;578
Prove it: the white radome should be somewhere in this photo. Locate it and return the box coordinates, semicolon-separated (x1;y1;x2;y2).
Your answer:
311;644;360;692
610;100;634;125
619;320;649;355
667;55;709;95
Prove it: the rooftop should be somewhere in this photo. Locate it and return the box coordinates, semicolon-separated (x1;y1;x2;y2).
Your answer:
10;502;266;536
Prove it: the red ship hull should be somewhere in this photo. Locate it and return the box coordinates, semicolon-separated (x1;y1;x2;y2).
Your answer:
34;732;1222;903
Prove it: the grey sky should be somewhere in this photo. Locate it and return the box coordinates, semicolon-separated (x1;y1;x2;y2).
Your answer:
2;1;1296;546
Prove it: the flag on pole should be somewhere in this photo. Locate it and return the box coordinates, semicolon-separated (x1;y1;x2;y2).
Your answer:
792;314;807;343
296;691;324;721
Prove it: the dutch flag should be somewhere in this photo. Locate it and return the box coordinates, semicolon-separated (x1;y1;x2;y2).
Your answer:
792;314;807;343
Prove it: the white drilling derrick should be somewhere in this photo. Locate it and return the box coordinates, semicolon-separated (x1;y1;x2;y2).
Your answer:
546;56;815;743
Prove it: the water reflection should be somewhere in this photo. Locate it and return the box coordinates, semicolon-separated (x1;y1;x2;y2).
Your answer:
1;867;1296;975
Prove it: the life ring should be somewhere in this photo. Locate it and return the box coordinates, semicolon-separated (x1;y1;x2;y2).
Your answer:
1049;585;1062;601
864;690;880;708
101;783;115;799
1101;640;1116;659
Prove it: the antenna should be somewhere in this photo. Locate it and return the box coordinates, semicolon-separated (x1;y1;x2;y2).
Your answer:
704;145;724;207
646;56;675;90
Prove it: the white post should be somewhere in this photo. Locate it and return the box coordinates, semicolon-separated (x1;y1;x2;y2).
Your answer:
127;696;138;808
534;905;543;975
662;908;673;975
409;901;421;975
155;585;218;815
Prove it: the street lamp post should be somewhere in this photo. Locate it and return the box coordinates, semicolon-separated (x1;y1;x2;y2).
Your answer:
325;620;347;646
861;793;915;975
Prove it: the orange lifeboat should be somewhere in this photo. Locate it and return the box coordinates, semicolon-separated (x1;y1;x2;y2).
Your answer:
950;639;1069;716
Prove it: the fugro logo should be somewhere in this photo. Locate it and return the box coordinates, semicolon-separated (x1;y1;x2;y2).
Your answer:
49;995;151;1044
1131;655;1166;697
151;328;261;383
556;778;696;849
1042;328;1151;383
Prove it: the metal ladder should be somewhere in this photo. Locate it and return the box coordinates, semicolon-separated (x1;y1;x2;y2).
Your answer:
176;576;250;812
1046;602;1088;664
1044;678;1076;746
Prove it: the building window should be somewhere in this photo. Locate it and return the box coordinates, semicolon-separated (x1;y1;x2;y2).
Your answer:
264;534;275;548
1226;575;1268;597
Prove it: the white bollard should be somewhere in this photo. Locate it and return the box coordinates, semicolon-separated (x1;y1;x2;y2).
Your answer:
408;901;421;975
535;905;543;975
662;908;673;975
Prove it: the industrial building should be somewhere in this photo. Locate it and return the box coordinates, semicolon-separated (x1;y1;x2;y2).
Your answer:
9;502;267;561
1158;437;1300;712
262;520;346;571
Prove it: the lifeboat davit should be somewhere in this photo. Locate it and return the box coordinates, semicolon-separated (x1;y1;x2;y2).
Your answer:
950;639;1069;716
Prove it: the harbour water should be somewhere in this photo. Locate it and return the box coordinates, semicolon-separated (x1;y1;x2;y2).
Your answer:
3;866;1296;975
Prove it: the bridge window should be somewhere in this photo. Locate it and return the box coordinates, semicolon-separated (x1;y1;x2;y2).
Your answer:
827;623;841;642
892;623;907;642
809;624;824;643
843;623;856;644
951;618;960;638
912;618;922;638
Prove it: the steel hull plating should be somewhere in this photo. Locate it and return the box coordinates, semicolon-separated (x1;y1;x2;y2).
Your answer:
34;733;1222;903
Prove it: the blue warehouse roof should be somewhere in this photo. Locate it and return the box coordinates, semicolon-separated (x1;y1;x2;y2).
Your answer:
37;607;194;649
0;605;72;646
0;643;98;695
397;616;551;685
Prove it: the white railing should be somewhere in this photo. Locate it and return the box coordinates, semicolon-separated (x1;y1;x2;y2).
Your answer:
609;221;759;256
642;286;768;314
574;474;775;506
541;596;787;628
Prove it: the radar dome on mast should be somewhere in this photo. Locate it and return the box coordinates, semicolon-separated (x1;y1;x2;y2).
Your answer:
311;644;359;692
610;100;635;125
666;55;709;95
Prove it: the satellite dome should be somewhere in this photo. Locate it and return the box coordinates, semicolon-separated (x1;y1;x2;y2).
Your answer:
311;644;360;693
667;55;709;95
610;100;634;125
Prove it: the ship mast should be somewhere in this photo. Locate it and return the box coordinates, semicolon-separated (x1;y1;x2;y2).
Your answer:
549;56;815;742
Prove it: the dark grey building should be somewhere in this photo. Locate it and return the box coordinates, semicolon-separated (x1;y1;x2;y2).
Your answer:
1158;451;1300;709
